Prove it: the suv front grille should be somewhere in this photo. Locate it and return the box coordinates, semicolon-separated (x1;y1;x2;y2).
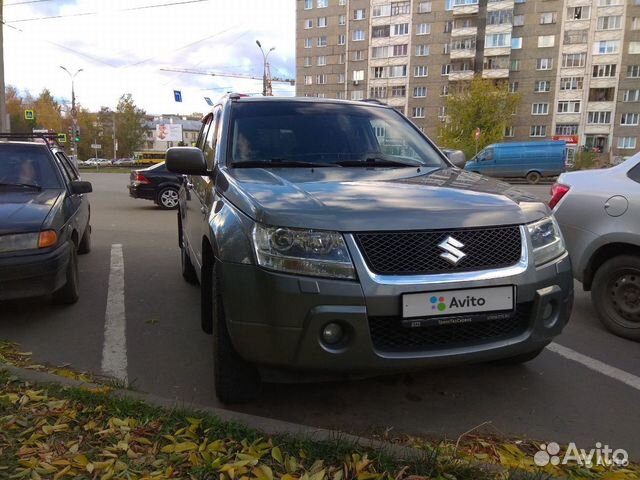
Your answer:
355;226;522;275
369;303;532;353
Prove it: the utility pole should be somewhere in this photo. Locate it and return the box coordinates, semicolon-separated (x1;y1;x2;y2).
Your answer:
60;66;83;158
0;0;8;132
256;40;275;97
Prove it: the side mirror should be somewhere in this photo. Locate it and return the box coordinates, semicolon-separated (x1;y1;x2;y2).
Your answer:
70;180;92;195
166;147;208;175
442;149;467;168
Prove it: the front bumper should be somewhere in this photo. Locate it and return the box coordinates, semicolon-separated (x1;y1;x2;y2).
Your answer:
0;242;71;301
220;245;573;373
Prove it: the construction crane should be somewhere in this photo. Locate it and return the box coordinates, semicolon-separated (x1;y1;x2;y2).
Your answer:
159;67;295;96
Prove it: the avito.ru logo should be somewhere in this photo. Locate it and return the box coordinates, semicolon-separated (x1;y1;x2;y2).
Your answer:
431;295;487;312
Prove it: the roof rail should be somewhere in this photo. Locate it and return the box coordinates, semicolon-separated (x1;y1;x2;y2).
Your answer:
0;132;64;149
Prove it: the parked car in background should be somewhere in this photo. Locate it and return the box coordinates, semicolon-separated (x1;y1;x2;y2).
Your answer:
114;158;135;166
128;161;182;209
552;152;640;341
85;158;112;167
0;135;93;304
166;94;573;404
465;141;568;184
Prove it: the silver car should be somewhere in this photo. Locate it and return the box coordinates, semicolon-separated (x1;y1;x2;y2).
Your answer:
552;152;640;341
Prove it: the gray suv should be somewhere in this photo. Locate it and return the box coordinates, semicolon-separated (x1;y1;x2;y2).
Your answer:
167;95;574;404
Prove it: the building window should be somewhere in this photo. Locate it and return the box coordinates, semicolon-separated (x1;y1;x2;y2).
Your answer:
412;107;425;118
532;103;550;115
536;58;553;70
338;14;346;25
304;38;312;48
560;77;583;90
416;23;431;35
633;17;640;30
557;101;581;113
597;16;621;30
372;25;390;38
441;64;451;76
561;53;585;68
413;86;427;97
589;87;615;102
623;90;640;102
371;46;388;58
317;16;327;27
564;30;588;44
353;30;365;41
304;0;312;9
338;0;346;5
393;23;409;35
337;73;345;84
504;126;514;137
415;44;430;56
441;84;449;96
534;80;551;92
391;65;407;77
414;65;428;77
487;10;513;25
485;33;511;48
438;106;447;119
511;59;521;71
417;2;432;13
594;41;620;55
618;137;637;149
530;126;547;137
353;49;365;61
354;8;366;20
391;1;411;15
587;111;612;124
372;4;390;17
392;44;408;56
304;75;312;85
317;36;327;47
621;113;640;126
512;37;522;49
352;70;364;82
513;14;524;26
555;124;578;136
538;35;555;48
509;81;519;93
351;90;364;101
391;86;406;97
539;12;556;24
316;74;327;84
598;0;622;5
444;21;453;33
370;87;387;99
317;55;326;66
628;65;640;78
443;43;451;54
338;54;345;64
303;56;312;67
317;0;327;7
338;34;345;45
593;64;616;78
304;19;313;29
567;6;590;20
630;42;640;54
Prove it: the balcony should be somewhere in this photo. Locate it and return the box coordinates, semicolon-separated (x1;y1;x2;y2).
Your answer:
484;46;511;57
451;26;478;37
451;49;476;59
448;70;475;81
452;0;479;15
486;0;514;12
482;69;509;79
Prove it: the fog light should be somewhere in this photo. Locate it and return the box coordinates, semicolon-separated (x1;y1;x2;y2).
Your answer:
321;322;344;345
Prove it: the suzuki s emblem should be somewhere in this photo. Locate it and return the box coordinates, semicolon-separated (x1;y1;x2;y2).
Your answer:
438;236;466;265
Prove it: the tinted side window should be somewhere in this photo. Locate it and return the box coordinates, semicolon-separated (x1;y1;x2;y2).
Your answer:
628;162;640;183
196;115;212;151
204;107;222;169
56;153;79;180
53;154;72;185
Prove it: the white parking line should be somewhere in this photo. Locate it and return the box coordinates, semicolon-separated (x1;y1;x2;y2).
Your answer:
101;244;128;384
547;342;640;393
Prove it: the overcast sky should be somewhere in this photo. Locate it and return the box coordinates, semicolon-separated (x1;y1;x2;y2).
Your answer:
3;0;296;115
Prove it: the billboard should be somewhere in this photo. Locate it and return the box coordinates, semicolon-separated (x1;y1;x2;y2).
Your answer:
155;124;183;142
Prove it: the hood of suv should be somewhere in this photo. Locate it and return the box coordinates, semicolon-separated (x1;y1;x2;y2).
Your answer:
219;167;548;231
0;189;62;235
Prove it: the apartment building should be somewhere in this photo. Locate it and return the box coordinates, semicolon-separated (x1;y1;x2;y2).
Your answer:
296;0;640;158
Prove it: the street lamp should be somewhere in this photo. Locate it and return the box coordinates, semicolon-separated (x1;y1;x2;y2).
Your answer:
60;66;83;157
256;40;275;96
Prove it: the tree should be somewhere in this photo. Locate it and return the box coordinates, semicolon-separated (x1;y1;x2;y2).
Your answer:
5;86;32;133
32;89;64;132
437;78;521;160
75;107;99;160
114;94;146;158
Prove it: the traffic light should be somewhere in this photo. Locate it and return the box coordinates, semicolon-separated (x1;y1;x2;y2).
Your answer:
73;126;80;143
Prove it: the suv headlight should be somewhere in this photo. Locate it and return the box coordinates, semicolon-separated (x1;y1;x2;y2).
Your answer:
252;224;356;280
527;216;565;266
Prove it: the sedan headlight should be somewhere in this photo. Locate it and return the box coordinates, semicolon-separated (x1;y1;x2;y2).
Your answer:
252;224;356;279
527;216;565;266
0;230;58;254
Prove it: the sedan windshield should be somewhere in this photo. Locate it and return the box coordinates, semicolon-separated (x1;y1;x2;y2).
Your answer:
228;101;445;168
0;144;62;189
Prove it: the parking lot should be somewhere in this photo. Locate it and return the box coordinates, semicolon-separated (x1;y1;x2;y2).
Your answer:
1;172;639;459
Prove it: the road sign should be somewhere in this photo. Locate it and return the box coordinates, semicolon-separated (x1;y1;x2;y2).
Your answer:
91;144;102;149
474;128;481;141
24;110;34;120
174;90;183;102
57;133;67;143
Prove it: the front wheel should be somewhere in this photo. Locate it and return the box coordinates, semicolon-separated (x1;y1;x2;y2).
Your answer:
157;187;179;210
211;263;261;404
592;255;640;341
53;244;79;304
526;171;541;184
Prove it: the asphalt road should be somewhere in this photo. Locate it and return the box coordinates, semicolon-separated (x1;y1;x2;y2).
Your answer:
1;174;639;460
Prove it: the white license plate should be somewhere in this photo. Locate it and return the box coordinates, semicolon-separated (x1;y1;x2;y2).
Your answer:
403;286;515;319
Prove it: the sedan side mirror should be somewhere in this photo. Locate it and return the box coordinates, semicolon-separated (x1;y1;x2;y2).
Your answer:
70;180;93;195
442;149;467;168
166;147;208;175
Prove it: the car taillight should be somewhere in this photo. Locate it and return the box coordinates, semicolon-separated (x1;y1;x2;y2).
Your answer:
549;183;570;209
133;174;150;185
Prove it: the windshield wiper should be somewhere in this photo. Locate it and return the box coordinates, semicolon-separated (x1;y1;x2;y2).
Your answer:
229;159;338;168
334;156;421;168
0;182;42;190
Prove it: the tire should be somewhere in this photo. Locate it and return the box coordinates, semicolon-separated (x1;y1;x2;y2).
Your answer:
53;243;80;304
495;347;545;365
157;187;179;210
211;262;261;404
591;255;640;341
78;225;91;255
181;243;198;284
526;171;541;184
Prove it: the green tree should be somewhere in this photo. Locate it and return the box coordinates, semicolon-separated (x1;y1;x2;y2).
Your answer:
5;86;32;133
437;77;521;160
32;89;64;132
75;107;99;160
114;94;146;158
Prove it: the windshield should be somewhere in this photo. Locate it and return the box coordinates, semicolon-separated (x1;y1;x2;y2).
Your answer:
228;101;445;168
0;144;62;189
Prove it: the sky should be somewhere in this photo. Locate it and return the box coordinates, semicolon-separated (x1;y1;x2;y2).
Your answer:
3;0;296;115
